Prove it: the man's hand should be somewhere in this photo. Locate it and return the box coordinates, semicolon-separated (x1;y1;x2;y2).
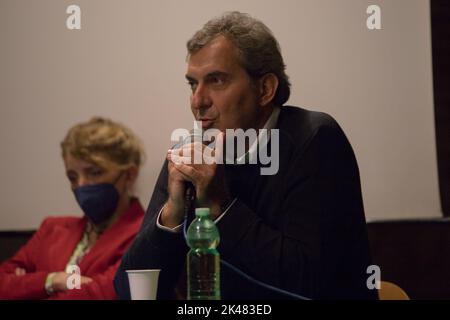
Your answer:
160;159;190;228
161;132;230;228
50;272;93;292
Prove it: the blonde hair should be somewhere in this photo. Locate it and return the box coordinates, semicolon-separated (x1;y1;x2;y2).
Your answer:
61;117;145;170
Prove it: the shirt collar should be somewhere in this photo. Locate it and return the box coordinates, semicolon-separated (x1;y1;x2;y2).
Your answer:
235;106;280;164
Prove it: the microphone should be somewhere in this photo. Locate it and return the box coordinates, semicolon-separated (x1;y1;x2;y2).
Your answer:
174;131;204;225
184;182;195;226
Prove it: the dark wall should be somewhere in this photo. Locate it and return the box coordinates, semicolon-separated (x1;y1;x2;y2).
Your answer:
0;231;35;263
431;0;450;217
368;219;450;299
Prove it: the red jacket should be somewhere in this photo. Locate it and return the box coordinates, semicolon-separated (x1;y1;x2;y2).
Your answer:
0;198;144;300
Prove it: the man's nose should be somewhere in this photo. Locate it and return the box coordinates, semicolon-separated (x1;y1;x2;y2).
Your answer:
191;84;212;110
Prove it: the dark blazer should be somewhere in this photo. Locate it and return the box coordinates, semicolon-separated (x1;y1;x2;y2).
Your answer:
115;106;377;300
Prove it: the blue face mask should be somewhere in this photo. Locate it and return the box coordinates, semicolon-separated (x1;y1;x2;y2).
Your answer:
73;174;122;225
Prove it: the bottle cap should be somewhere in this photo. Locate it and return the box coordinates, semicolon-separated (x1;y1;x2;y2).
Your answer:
195;208;210;217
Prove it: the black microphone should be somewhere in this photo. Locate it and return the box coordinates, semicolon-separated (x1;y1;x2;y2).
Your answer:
184;182;195;224
175;131;204;223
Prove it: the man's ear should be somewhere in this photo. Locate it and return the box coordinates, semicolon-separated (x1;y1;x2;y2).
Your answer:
258;73;279;106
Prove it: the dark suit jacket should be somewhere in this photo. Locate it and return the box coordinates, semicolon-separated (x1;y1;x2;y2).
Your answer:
115;106;377;300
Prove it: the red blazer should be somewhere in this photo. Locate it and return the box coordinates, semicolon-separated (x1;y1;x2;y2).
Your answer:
0;198;144;300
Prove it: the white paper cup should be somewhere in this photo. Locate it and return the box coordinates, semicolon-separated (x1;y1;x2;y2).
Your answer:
126;269;161;300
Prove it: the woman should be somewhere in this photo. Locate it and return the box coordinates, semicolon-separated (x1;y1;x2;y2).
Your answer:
0;117;145;299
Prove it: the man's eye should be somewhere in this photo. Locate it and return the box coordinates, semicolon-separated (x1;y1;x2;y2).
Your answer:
211;77;226;86
187;81;197;91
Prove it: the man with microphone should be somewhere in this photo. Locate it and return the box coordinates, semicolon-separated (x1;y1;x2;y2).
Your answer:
115;11;377;300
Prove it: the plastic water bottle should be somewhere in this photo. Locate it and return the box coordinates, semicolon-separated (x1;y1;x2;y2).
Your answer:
187;207;221;300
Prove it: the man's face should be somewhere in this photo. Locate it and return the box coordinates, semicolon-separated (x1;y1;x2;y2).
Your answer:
186;36;264;132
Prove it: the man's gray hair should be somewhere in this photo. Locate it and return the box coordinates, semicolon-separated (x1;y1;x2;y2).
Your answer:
187;11;291;106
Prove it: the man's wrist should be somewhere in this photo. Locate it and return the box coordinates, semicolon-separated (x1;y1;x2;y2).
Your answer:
161;201;184;228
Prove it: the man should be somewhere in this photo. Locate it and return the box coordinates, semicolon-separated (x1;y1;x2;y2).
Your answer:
114;11;377;300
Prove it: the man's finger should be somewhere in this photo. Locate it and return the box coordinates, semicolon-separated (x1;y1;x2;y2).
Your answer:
214;132;224;164
174;163;200;182
170;153;193;165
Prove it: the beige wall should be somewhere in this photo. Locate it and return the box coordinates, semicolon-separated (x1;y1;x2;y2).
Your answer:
0;0;440;230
